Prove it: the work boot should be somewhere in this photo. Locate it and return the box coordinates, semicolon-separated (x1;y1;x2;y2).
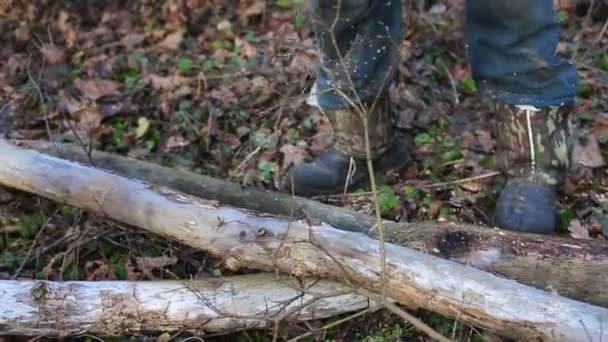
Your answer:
492;104;573;234
283;98;410;197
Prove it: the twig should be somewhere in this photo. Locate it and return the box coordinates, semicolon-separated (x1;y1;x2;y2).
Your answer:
596;18;608;44
571;0;597;61
25;56;54;145
233;146;262;175
420;172;500;190
359;289;452;342
438;59;459;105
287;307;376;342
311;190;375;200
12;207;58;279
383;301;452;342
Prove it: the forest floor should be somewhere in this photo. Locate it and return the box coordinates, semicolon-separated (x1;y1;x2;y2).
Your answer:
2;1;608;341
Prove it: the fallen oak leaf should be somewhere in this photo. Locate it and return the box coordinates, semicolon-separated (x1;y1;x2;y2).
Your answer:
0;188;14;204
70;107;103;135
74;78;121;101
459;181;486;193
155;30;183;50
39;44;68;64
572;133;606;168
235;37;257;58
239;0;266;18
145;74;194;91
132;256;178;280
85;260;114;280
280;143;310;170
593;112;608;141
120;33;146;49
164;135;190;152
568;218;592;240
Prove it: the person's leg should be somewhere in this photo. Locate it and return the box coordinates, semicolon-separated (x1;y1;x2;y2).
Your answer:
310;0;403;109
465;0;577;107
284;0;408;196
465;0;577;233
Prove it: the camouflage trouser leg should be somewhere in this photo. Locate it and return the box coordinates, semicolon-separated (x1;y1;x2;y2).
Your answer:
495;104;572;186
465;0;576;181
307;0;402;159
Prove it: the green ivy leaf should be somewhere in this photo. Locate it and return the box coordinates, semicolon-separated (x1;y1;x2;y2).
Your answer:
414;133;432;145
459;75;477;92
378;185;398;214
17;214;43;239
177;57;192;73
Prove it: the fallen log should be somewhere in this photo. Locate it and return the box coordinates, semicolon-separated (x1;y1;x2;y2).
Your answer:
25;140;608;308
2;140;608;340
0;274;373;336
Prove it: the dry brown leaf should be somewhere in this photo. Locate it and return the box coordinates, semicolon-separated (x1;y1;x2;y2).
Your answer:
163;0;187;29
224;133;242;149
396;109;415;129
593;112;608;140
74;78;121;101
476;129;495;153
0;188;14;204
235;37;257;58
568;219;592;240
71;107;103;133
42;254;63;279
137;256;178;269
164;135;190;152
217;19;233;32
572;134;606;168
280;143;310;170
239;0;266;18
289;52;315;74
120;33;146;49
125;262;142;281
14;24;29;42
57;11;77;48
40;44;68;64
85;260;114;280
146;74;193;91
459;181;486;193
427;200;444;218
134;256;178;280
156;30;184;50
58;91;82;113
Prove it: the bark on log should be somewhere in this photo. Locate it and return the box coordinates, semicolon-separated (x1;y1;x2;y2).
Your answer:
0;274;372;336
25;141;608;308
2;140;608;341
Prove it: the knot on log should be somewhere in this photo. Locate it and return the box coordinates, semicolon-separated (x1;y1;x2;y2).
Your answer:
435;230;475;258
30;281;50;302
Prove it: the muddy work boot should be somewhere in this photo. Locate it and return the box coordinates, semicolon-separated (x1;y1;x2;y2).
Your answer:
283;99;410;197
492;104;573;234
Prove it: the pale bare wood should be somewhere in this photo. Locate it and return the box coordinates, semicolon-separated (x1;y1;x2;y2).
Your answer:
1;139;608;341
25;140;608;308
0;274;373;336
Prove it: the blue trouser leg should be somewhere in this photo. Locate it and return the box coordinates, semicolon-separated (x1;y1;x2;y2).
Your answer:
310;0;577;109
465;0;578;107
309;0;402;109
